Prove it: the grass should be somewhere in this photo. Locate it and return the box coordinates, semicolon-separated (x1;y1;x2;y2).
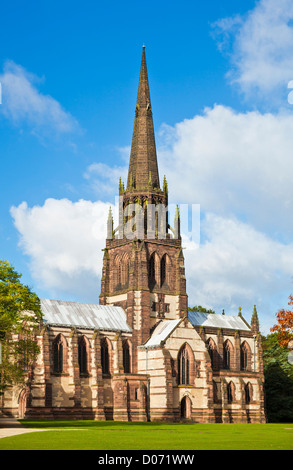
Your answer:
0;420;293;450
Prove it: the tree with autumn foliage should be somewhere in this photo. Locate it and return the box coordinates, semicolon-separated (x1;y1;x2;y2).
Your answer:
270;295;293;347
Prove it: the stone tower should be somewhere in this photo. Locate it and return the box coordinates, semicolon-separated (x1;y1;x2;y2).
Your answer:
99;47;188;371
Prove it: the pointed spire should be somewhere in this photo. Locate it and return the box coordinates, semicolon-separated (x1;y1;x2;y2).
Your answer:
127;47;160;191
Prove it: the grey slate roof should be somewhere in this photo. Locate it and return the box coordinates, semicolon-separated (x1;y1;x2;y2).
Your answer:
142;319;182;348
188;311;250;331
41;299;132;333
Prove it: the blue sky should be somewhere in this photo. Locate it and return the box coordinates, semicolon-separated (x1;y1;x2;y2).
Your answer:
2;0;293;334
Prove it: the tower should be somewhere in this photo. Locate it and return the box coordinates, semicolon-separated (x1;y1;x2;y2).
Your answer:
100;47;188;372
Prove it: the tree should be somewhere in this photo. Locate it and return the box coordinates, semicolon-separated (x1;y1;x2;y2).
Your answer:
262;333;293;422
188;305;215;314
270;295;293;347
0;260;42;394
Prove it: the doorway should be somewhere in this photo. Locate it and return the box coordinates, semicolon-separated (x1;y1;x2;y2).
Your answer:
180;396;192;420
18;389;27;419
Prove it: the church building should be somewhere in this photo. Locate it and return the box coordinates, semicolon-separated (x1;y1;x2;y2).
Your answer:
1;48;266;423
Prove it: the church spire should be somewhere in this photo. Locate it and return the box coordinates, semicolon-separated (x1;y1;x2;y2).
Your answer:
127;46;160;191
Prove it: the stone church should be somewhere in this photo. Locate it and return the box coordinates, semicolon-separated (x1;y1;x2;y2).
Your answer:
1;48;266;423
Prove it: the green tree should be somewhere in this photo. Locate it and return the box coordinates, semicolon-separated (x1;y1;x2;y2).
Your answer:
0;260;42;394
262;333;293;422
188;305;215;314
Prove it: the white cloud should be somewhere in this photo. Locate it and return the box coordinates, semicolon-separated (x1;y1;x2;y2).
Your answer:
0;61;79;137
10;198;111;302
157;104;293;239
212;0;293;102
184;212;293;333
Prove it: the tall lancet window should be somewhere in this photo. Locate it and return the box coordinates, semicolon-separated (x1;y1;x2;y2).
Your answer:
149;252;160;289
101;338;110;375
178;345;190;385
240;342;249;371
223;340;232;370
53;335;64;373
123;340;131;373
78;336;89;375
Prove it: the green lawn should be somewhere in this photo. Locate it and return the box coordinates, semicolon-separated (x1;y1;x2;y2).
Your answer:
0;421;293;450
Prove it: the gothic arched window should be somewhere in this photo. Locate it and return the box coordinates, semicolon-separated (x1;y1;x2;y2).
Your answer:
213;380;219;403
178;344;190;385
123;340;131;373
101;338;110;375
121;254;129;287
240;341;250;371
78;336;89;375
227;381;235;404
207;338;217;370
245;382;253;404
53;334;67;374
160;254;171;287
149;252;160;289
223;340;233;370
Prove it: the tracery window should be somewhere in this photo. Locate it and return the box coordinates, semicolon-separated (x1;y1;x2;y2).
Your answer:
178;345;190;385
114;254;129;291
53;336;64;373
223;340;232;370
240;341;250;371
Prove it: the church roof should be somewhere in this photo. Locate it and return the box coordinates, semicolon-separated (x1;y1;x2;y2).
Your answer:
188;311;251;331
141;319;182;348
41;299;132;333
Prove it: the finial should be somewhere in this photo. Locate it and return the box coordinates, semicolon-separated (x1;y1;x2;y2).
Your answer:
163;175;168;193
238;306;242;317
251;304;259;333
222;309;225;315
